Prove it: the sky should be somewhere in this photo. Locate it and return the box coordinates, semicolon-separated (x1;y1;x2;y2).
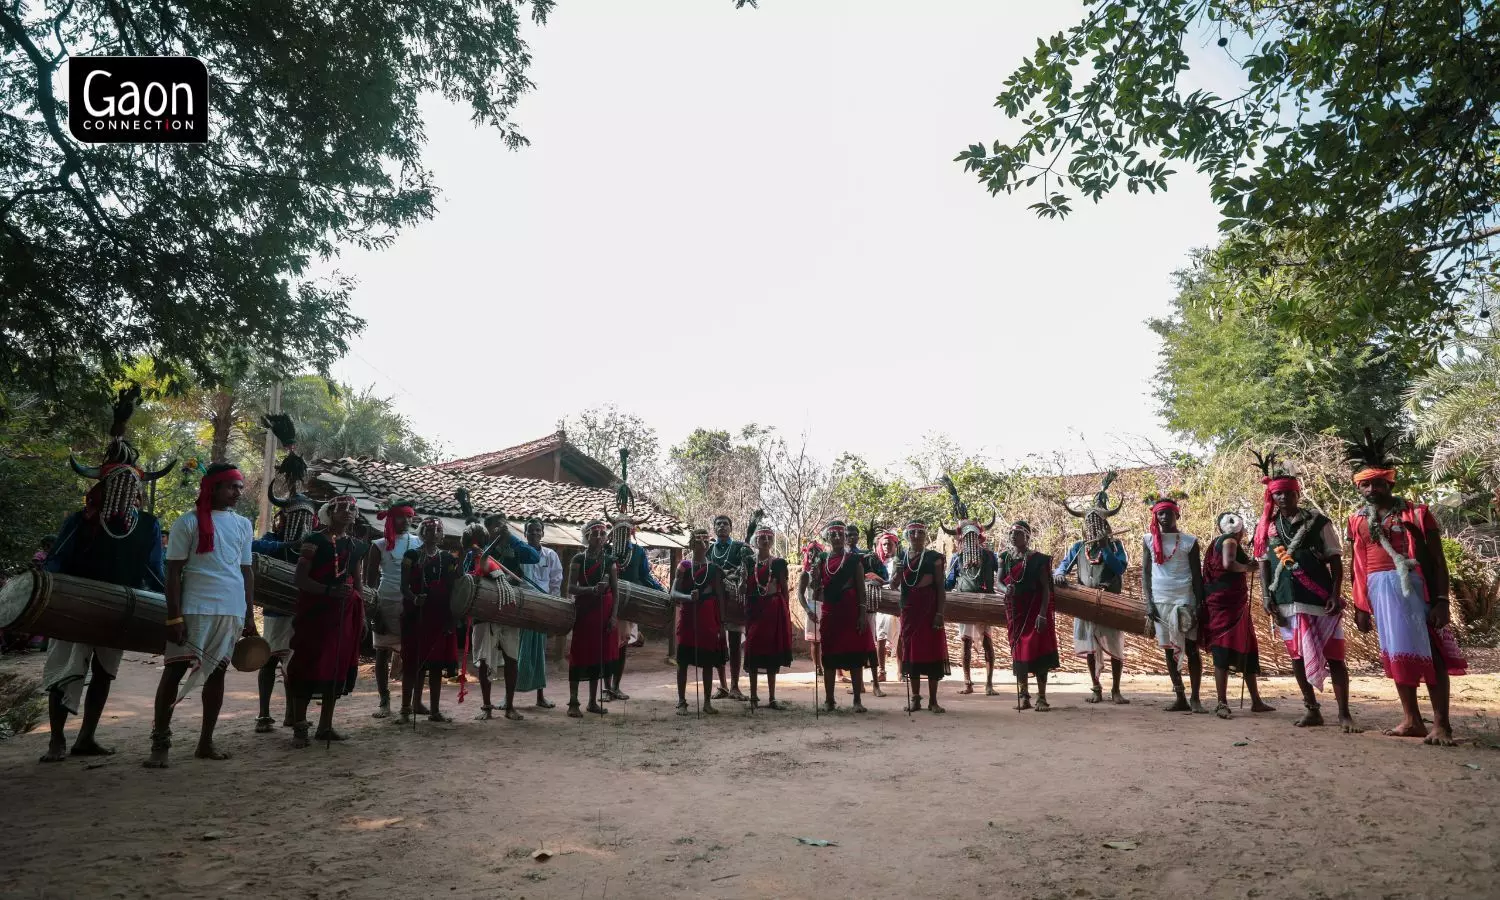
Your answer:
327;0;1240;474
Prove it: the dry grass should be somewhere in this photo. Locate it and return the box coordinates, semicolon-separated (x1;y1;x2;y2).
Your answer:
0;668;43;740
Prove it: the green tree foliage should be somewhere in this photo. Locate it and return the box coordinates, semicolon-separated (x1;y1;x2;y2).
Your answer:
1149;249;1412;445
957;1;1500;361
278;377;436;465
1407;327;1500;521
0;0;554;413
560;404;662;479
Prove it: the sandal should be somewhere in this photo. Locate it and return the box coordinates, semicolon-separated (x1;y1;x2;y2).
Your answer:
475;705;495;721
1035;698;1051;712
729;689;748;702
504;708;525;721
255;716;276;734
599;688;619;702
713;687;731;700
534;697;556;710
1215;702;1233;720
612;689;631;701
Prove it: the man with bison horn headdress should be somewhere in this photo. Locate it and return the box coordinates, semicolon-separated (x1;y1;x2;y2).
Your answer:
1053;471;1131;705
39;385;174;762
939;476;999;697
252;414;318;733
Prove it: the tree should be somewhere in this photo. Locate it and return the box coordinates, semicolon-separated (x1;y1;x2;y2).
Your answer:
1407;327;1500;522
560;404;662;481
278;376;437;465
957;1;1500;362
754;430;837;554
0;0;554;413
658;426;765;530
1149;248;1413;445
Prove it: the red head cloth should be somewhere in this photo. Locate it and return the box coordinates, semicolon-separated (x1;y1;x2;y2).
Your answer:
1353;467;1397;486
376;504;415;547
194;467;243;554
875;530;900;563
1148;499;1180;566
1253;476;1302;558
801;541;824;572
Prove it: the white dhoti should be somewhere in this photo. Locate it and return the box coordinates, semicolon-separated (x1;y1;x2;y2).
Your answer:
1151;601;1197;650
163;613;239;702
958;623;990;643
41;640;124;715
261;613;294;660
617;619;641;647
372;598;403;650
1073;618;1126;660
1366;570;1467;687
803;600;821;642
876;613;897;643
472;621;521;670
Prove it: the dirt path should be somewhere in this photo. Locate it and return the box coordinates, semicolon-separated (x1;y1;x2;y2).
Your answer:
2;648;1499;900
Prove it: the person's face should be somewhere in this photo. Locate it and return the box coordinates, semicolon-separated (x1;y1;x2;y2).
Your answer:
691;533;709;556
393;512;412;533
586;527;606;551
714;519;731;541
755;532;774;554
1359;478;1393;505
907;529;927;552
1011;527;1030;551
827;529;846;553
420;523;441;545
1272;489;1300;516
526;523;544;547
878;536;898;556
212;478;244;508
1155;506;1178;531
330;502;354;528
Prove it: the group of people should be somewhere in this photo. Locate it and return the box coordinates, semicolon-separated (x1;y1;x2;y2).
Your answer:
30;401;1472;768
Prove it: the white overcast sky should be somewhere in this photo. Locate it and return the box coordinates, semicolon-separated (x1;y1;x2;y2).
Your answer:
327;0;1238;472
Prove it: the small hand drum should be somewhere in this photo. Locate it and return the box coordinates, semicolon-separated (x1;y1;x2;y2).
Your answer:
231;634;272;672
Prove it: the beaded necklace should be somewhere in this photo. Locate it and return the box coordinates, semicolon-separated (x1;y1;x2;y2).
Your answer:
1155;533;1182;563
688;557;712;589
823;551;846;579
902;549;927;588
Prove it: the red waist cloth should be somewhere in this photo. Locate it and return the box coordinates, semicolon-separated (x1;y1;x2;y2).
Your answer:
820;583;875;657
287;584;362;685
743;586;792;659
570;587;619;667
898;583;946;664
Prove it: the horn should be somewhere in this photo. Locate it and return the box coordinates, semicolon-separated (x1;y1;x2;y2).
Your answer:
69;454;100;480
1104;496;1124;517
940;525;958;537
1063;499;1086;518
267;479;290;509
142;458;176;482
982;506;997;531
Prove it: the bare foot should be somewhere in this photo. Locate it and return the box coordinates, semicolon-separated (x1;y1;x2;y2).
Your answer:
823;700;837;712
1017;695;1032;711
1190;699;1210;714
313;728;346;742
1164;695;1190;712
504;709;524;721
586;702;608;716
852;702;866;714
1338;714;1363;734
960;683;974;695
414;702;430;715
254;717;275;734
69;738;115;757
612;690;631;701
904;701;923;713
142;752;170;769
1383;721;1428;738
985;685;998;696
702;703;719;715
1086;687;1103;704
1215;703;1233;720
371;704;391;719
768;700;788;711
1251;701;1276;713
567;704;583;718
929;703;946;714
729;689;747;701
395;709;413;726
1035;698;1051;712
1111;691;1131;705
871;686;887;698
427;712;452;723
39;740;68;763
291;728;310;750
194;744;231;761
474;706;494;721
713;687;730;700
1423;725;1457;747
1295;706;1325;727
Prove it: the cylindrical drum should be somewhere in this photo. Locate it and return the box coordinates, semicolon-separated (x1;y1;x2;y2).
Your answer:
252;553;376;618
614;581;675;630
0;568;166;655
449;574;575;636
867;583;1143;634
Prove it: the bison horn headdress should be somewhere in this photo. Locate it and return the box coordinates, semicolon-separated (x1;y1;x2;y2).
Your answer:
262;413;319;541
605;447;648;560
1063;469;1123;545
938;474;996;569
69;384;175;538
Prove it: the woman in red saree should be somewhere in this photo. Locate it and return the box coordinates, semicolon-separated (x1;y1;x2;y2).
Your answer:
400;518;461;724
287;495;362;748
896;520;948;714
1203;513;1274;719
1000;522;1058;711
814;520;876;713
565;520;619;717
743;523;793;710
673;527;726;715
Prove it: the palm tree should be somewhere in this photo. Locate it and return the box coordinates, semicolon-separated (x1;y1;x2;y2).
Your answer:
1407;328;1500;522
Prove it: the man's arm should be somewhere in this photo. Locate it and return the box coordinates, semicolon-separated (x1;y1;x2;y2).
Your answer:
945;553;960;590
164;559;186;644
1141;538;1155;618
547;551;565;595
641;549;666;591
364;544;381;589
42;512;84;574
241;563;258;635
1052;541;1081;582
509;534;541;565
145;519;167;590
1189;542;1205;607
932;552;947;627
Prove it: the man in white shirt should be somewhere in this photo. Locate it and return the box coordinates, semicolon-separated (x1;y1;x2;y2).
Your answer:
364;500;420;718
146;463;256;769
516;517;564;709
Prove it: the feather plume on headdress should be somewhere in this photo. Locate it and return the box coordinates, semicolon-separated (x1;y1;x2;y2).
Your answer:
940;474;968;521
743;508;764;546
455;487;478;525
1345;427;1398;484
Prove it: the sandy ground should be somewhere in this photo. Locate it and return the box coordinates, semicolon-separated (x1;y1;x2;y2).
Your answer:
3;647;1500;900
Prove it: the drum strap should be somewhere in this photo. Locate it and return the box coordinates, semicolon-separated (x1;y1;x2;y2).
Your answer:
120;587;139;632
